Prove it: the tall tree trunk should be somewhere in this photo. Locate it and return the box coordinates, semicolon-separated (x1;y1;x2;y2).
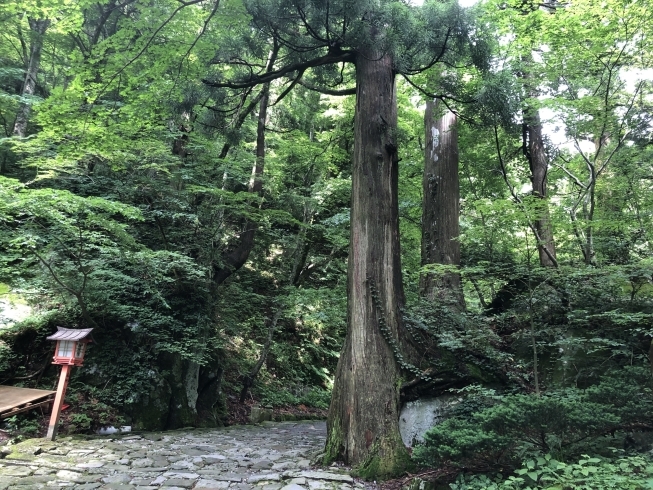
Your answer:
212;83;269;285
197;47;278;418
13;18;49;137
326;47;411;479
519;49;557;268
420;100;464;308
525;109;557;267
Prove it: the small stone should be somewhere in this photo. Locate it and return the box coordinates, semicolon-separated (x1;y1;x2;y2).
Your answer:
194;480;230;489
102;464;131;472
180;448;209;457
280;484;307;490
297;472;353;483
142;434;163;442
201;454;226;461
102;474;132;484
69;450;95;456
211;473;246;482
150;476;166;485
3;466;32;477
120;436;143;441
248;473;281;483
48;448;70;456
162;472;200;479
55;471;84;483
289;479;306;485
131;458;154;468
130;478;155;486
101;484;136;489
231;484;254;490
74;484;102;489
307;482;328;490
127;451;148;459
6;475;52;485
262;485;283;490
251;460;273;470
162;479;196;488
76;461;105;469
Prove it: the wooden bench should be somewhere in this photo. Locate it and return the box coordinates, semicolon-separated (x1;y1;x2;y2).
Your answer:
0;385;56;419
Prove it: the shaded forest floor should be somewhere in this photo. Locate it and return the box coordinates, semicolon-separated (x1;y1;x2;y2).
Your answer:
225;396;328;425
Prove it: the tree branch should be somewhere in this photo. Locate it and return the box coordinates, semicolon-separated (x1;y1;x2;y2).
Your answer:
203;50;355;90
297;79;355;95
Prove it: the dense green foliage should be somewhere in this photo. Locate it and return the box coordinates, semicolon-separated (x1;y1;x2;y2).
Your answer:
414;368;653;467
0;0;652;483
448;454;653;489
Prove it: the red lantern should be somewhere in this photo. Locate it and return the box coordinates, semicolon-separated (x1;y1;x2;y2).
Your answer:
45;327;94;440
48;327;93;366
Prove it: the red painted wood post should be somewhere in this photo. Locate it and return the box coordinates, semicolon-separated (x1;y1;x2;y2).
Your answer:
46;364;71;441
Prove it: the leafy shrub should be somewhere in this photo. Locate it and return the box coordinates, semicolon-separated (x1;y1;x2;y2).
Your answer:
449;454;653;489
62;392;125;434
259;388;299;407
298;387;331;409
68;414;93;432
3;414;41;440
413;367;653;470
0;340;13;372
258;384;331;409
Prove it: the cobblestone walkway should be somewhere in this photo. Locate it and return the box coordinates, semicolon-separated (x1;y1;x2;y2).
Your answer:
0;421;359;490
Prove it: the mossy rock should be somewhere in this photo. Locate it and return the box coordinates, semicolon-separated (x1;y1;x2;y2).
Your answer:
130;377;173;431
3;439;48;461
249;406;273;424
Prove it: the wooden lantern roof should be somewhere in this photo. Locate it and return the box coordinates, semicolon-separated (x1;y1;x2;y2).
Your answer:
46;327;94;342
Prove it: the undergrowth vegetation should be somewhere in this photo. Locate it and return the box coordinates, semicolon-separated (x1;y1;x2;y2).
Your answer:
1;0;653;483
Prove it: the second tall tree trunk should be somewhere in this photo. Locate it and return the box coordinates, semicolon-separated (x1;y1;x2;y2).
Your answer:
13;18;50;137
420;100;464;308
523;69;557;267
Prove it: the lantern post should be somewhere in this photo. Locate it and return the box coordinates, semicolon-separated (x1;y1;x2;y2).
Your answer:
45;327;93;441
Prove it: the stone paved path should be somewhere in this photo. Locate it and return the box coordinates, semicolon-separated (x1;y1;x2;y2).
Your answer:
0;421;360;490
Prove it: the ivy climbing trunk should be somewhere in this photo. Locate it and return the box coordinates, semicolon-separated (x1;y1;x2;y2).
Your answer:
420;100;464;308
326;45;411;479
13;18;49;137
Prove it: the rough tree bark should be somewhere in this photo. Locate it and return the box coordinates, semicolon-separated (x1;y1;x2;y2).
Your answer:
13;18;50;137
420;100;464;308
325;46;412;479
524;107;557;267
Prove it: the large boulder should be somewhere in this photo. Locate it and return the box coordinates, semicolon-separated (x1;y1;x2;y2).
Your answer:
399;396;459;447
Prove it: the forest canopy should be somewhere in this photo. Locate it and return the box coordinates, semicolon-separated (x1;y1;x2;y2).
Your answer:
1;0;653;485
